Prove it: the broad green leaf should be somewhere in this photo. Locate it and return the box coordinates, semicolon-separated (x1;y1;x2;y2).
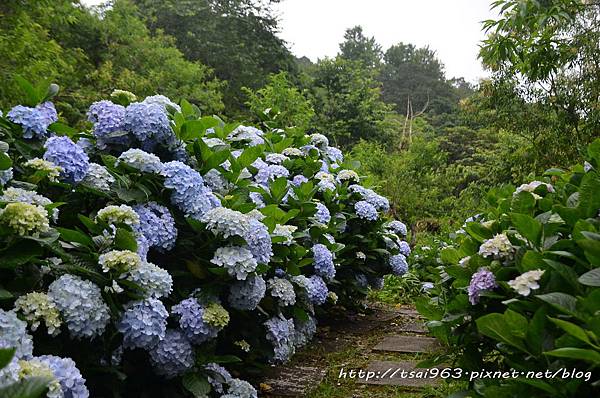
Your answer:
476;313;529;353
0;376;51;398
579;268;600;286
577;172;600;218
505;309;528;339
510;213;542;244
181;373;210;398
535;292;577;315
548;317;598;348
0;348;15;369
114;229;138;251
544;347;600;364
0;152;12;170
56;228;93;247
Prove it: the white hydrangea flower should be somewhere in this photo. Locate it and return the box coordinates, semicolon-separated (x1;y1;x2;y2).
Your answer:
99;250;142;274
23;158;62;182
14;292;62;336
126;262;173;298
104;280;124;294
272;224;297;246
356;251;366;260
0;203;49;236
265;153;289;164
282;147;303;157
211;246;258;280
459;256;471;266
268;277;296;306
309;133;329;148
508;269;545;296
81;163;115;192
117;148;163;173
478;234;514;259
96;204;140;227
336;169;360;183
514;181;554;199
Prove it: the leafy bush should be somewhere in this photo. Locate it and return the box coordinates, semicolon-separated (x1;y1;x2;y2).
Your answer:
416;139;600;397
0;81;409;397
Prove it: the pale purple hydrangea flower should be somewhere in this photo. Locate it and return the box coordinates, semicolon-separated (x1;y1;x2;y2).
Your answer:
123;102;175;151
468;268;497;305
355;200;378;221
134;202;177;252
87;100;127;149
398;241;411;257
171;297;219;344
314;202;331;224
0;309;34;359
389;254;408;276
264;315;295;363
293;315;317;348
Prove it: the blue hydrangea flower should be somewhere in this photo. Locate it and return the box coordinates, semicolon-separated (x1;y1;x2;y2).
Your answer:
369;277;385;290
0;309;34;359
386;220;407;236
227;126;264;146
226;378;258;398
43;136;90;183
306;275;328;305
254;164;289;187
37;355;89;398
134;202;177;252
264;315;295;364
0;168;13;186
142;94;181;113
314;202;331;224
389;254;408;276
205;363;232;394
398;241;411;257
323;146;343;163
123;102;175;151
291;175;308;186
468;268;497;305
309;133;329;148
355;200;378;221
228;275;266;311
117;298;168;349
204;169;232;195
87;100;127;149
293;315;317;348
81;163;114;192
7;102;57;139
171;298;219;344
117;149;163;173
245;218;273;264
48;275;110;339
148;329;194;379
126;262;173;298
211;246;258;280
249;191;265;209
312;244;335;280
162;161;220;220
268;277;296;306
348;185;390;212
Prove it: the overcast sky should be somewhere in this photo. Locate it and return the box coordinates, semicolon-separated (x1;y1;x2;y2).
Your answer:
82;0;497;82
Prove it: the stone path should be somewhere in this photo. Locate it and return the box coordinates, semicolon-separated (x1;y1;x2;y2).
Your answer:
261;304;444;396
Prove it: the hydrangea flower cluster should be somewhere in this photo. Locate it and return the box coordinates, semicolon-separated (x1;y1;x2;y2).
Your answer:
171;297;220;344
162;161;221;219
468;268;497;305
81;163;115;191
48;275;110;339
14;292;62;336
117;148;163;173
355;200;378;221
205;363;232;394
314;202;331;224
148;329;194;379
224;378;258;398
17;358;63;398
211;246;258;280
126;262;173;298
133;202;177;253
349;184;390;212
385;220;407;236
228;275;267;311
272;224;297;246
122;102;175;151
87;100;127;149
117;298;168;349
0;309;34;359
312;244;335;280
23;158;62;182
227;125;264;146
478;234;514;259
7;102;58;139
508;269;545;296
99;250;142;274
293;315;317;348
389;254;409;276
37;355;89;398
514;180;554;199
96;204;140;227
268;277;296;306
43;136;90;183
264;315;296;363
0;202;49;236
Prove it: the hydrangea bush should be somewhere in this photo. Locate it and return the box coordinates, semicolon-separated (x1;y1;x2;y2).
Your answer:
0;83;409;397
414;139;600;397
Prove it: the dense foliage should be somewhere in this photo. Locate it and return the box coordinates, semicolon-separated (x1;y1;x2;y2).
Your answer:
0;82;410;397
414;139;600;396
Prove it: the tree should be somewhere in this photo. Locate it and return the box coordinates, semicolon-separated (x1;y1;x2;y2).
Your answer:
339;26;383;69
480;0;600;167
379;43;457;116
132;0;296;114
310;57;392;148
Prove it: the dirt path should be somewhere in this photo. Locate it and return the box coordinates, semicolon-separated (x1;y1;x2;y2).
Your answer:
261;303;463;397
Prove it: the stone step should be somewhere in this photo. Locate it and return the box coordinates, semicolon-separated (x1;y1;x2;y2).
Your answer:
261;365;326;397
373;335;440;353
393;319;428;334
356;360;441;387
